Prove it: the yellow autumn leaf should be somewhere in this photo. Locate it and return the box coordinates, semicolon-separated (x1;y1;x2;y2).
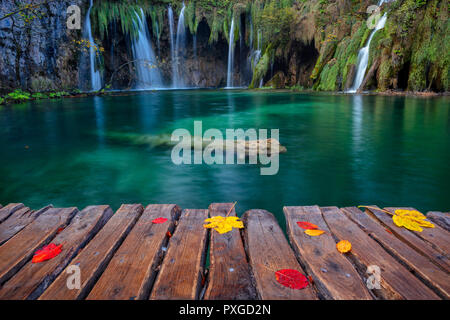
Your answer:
203;216;244;234
395;209;426;220
304;229;325;236
393;215;423;232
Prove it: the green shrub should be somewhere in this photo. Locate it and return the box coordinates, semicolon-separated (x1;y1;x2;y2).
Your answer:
32;92;48;99
6;89;31;102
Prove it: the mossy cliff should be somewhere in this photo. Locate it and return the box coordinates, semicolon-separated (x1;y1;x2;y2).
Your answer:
0;0;448;93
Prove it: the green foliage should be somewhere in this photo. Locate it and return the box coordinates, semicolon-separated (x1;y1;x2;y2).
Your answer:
7;89;31;102
32;92;48;99
0;97;5;105
48;91;70;99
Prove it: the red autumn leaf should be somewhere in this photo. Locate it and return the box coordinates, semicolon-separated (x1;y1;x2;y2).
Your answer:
297;221;319;230
166;231;172;238
152;217;168;224
32;243;62;263
275;269;309;290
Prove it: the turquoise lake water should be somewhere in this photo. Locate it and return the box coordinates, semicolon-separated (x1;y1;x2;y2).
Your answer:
0;90;449;225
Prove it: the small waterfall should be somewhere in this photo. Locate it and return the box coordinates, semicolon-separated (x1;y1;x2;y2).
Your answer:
226;17;236;88
348;0;389;93
174;3;186;88
131;9;163;89
82;0;101;91
168;6;177;87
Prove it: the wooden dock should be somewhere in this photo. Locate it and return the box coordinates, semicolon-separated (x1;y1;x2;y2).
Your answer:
0;202;448;300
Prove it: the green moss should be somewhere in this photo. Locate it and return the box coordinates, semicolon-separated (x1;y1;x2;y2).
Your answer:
249;44;273;88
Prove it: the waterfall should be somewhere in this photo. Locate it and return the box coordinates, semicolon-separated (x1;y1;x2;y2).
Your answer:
226;17;236;88
131;9;163;89
168;6;177;87
82;0;101;91
348;0;389;93
174;3;186;88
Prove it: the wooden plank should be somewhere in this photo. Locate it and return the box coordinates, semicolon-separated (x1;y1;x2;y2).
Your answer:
204;203;257;300
365;206;450;272
342;207;450;299
0;207;77;286
0;205;52;246
385;207;450;257
242;209;317;300
284;206;372;300
0;203;25;224
88;204;181;300
320;207;440;300
0;205;113;300
40;204;143;300
150;209;208;300
427;211;450;232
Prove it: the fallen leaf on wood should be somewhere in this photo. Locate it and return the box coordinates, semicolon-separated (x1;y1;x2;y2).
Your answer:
166;231;172;238
392;209;435;232
336;240;352;253
297;221;318;230
152;217;168;224
32;244;62;263
304;229;325;236
204;216;244;234
275;269;309;290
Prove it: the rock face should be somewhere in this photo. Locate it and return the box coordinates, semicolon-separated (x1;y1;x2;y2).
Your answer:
0;0;85;93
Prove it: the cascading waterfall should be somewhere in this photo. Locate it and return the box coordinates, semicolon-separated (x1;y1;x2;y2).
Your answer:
226;17;236;88
82;0;101;91
131;9;163;89
348;0;389;93
168;6;177;87
174;3;186;88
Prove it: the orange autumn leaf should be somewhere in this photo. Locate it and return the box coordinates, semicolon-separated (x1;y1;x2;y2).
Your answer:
336;240;352;253
304;229;325;236
297;221;319;230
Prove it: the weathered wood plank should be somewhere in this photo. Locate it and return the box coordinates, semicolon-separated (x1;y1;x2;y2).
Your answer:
284;206;372;300
365;206;450;272
204;203;257;300
0;206;113;300
150;209;208;300
427;211;450;232
320;207;440;300
0;203;25;224
40;204;143;300
385;207;450;257
0;207;77;286
0;205;52;246
88;204;180;300
243;209;317;300
342;207;450;299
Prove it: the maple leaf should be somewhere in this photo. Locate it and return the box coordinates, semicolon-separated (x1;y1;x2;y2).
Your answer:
32;244;62;263
392;209;434;232
297;221;318;230
204;216;244;234
275;269;309;290
304;229;325;236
